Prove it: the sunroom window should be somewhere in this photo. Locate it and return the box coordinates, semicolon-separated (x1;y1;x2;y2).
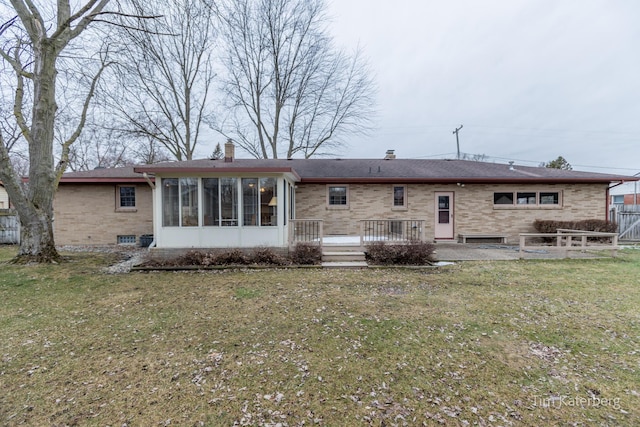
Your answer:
203;178;220;226
181;178;198;226
203;178;238;226
162;178;179;226
220;178;238;226
163;177;279;227
260;177;277;226
242;178;259;226
162;178;199;227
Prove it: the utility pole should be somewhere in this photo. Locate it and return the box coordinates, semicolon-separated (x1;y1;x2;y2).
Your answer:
453;125;463;159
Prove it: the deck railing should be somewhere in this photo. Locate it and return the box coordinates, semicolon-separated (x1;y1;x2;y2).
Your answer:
360;219;424;247
519;229;619;258
289;219;323;248
288;219;425;249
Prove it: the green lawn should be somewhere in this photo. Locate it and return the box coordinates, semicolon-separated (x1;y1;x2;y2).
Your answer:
1;245;639;426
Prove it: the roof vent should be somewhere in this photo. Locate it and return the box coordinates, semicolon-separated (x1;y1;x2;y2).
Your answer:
509;161;515;171
384;150;396;160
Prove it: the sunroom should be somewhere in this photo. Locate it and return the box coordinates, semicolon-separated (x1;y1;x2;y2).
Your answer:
135;160;300;249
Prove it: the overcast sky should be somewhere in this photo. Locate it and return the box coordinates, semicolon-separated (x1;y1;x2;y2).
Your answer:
326;0;640;174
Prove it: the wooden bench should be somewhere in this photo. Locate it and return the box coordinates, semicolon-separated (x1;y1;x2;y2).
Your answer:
458;233;508;244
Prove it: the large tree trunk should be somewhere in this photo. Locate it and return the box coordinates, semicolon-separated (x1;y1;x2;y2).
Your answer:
16;208;59;263
16;42;60;262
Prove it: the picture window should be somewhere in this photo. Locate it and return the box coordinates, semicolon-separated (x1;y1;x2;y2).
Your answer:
494;191;560;207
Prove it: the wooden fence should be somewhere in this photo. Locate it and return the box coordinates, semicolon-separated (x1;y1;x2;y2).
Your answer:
519;229;618;259
616;209;640;241
0;210;20;244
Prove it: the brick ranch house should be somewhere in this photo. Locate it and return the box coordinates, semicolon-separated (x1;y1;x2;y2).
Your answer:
129;145;636;251
54;145;636;249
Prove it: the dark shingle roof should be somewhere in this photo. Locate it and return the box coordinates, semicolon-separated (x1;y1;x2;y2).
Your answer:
132;158;636;184
57;159;637;184
59;166;151;183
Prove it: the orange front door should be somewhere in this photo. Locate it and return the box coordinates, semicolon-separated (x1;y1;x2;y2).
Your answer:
434;192;454;239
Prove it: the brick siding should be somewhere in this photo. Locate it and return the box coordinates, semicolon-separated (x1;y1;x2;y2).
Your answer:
53;184;153;245
295;183;608;243
623;194;640;205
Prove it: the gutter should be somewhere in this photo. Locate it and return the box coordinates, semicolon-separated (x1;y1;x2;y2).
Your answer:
299;177;635;185
143;173;155;189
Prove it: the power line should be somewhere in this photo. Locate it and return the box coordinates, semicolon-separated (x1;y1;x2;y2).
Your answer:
409;152;638;173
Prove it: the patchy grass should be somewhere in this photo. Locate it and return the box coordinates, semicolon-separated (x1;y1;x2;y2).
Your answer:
1;249;639;426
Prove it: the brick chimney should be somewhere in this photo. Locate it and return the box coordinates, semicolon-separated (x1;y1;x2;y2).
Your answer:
224;139;235;162
384;149;396;160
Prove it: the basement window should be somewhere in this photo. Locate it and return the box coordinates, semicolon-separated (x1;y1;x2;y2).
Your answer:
117;235;136;245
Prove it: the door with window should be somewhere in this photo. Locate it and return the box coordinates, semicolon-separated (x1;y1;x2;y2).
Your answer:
434;192;454;239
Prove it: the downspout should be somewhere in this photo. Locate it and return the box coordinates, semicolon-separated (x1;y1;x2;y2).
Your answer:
143;173;155;190
634;172;639;208
607;181;627;223
143;173;157;249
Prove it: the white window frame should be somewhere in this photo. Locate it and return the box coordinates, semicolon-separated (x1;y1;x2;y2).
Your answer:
493;190;562;209
392;185;408;210
327;185;349;209
116;185;137;212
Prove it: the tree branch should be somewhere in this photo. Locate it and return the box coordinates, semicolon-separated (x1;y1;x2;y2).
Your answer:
55;55;112;186
0;15;19;36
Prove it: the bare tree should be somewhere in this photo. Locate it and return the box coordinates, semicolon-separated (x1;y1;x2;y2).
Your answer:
0;1;124;262
460;153;488;162
105;0;216;161
59;110;171;170
65;125;133;170
217;0;376;159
